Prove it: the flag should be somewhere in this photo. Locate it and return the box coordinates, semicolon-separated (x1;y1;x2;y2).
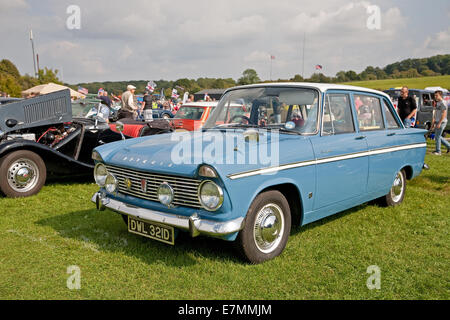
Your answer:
146;81;157;92
77;86;88;95
175;85;185;91
315;65;323;70
171;88;179;99
270;55;276;60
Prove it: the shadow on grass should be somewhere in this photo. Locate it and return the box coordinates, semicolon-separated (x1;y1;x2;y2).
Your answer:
36;208;242;267
421;174;449;186
291;203;370;235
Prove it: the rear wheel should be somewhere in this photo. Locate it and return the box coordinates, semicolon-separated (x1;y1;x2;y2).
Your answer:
377;169;406;207
236;190;291;264
0;150;46;198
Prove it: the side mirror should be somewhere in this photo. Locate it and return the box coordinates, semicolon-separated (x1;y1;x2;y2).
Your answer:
115;121;124;133
115;121;125;140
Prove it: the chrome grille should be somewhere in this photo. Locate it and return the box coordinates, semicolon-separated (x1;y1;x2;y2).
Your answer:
106;165;202;208
24;97;68;124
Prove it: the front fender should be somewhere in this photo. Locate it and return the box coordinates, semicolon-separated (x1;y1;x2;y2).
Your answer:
0;140;93;175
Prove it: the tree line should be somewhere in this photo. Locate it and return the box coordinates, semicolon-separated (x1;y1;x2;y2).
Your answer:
0;59;62;97
1;54;449;97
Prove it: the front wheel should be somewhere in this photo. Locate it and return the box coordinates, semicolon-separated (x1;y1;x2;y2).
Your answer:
377;169;406;207
236;190;291;264
0;150;46;198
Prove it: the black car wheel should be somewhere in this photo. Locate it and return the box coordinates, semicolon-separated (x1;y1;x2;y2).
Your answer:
236;190;291;264
0;150;46;198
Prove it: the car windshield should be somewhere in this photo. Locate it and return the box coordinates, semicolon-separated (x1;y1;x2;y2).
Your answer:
203;87;319;134
71;99;118;121
174;106;206;120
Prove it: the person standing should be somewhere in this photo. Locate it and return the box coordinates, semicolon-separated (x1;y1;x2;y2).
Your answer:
119;85;138;120
431;90;449;155
397;86;417;127
141;90;153;121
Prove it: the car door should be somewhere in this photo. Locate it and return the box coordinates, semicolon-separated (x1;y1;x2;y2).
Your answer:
354;93;406;194
416;92;434;129
310;91;369;209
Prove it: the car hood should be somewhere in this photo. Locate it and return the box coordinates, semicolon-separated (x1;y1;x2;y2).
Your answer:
95;129;310;178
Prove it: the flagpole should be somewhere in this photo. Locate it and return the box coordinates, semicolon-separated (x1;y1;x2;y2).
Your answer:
270;56;272;81
30;30;37;77
302;31;306;79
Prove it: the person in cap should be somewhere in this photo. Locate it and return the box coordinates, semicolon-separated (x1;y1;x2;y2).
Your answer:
118;85;138;120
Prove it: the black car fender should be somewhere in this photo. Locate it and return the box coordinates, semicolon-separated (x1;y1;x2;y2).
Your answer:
0;140;93;176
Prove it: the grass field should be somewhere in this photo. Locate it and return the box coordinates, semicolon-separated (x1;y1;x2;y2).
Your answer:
0;141;449;300
342;75;450;91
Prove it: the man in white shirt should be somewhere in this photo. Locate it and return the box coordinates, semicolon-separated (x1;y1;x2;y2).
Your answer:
119;85;138;119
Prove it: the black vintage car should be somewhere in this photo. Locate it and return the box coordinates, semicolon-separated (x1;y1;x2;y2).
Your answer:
0;90;171;198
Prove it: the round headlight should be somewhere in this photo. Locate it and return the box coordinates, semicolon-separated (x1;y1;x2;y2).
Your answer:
158;182;174;206
104;173;118;193
94;163;108;187
198;181;223;211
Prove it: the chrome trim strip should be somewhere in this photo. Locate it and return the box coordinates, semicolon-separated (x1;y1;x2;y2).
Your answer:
227;143;426;180
92;193;244;237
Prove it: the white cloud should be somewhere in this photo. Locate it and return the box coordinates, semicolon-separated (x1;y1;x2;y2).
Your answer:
424;27;450;52
0;0;445;83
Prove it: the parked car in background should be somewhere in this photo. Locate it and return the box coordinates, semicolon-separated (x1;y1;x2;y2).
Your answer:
170;102;218;131
171;102;249;131
0;90;169;198
152;108;174;120
92;83;427;263
384;88;436;129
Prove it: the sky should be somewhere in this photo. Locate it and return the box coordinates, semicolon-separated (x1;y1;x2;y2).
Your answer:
0;0;449;84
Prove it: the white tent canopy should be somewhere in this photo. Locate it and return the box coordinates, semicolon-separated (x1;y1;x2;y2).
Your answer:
22;82;85;99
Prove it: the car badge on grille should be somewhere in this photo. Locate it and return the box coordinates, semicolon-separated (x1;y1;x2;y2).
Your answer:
124;178;132;191
140;179;147;193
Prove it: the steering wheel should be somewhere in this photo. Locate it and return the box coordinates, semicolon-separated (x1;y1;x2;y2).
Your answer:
230;115;251;124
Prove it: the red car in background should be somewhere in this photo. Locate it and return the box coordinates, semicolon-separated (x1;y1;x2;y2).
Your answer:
170;102;218;131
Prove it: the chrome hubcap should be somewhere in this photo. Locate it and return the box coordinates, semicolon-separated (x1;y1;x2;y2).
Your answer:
253;203;284;254
7;159;39;192
390;172;404;202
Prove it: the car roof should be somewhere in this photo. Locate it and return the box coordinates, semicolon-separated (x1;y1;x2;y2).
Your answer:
182;101;219;107
226;82;392;101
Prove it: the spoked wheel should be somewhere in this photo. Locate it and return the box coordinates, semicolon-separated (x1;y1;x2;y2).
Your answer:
236;190;291;264
377;169;406;207
0;150;46;198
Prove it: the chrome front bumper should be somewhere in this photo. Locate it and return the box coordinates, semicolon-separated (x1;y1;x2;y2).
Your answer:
92;192;244;238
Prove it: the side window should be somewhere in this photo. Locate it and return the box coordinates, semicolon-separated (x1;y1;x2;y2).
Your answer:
322;93;355;135
355;94;385;131
422;93;432;107
382;99;401;129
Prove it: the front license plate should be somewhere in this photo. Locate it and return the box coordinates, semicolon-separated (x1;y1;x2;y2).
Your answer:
128;216;175;245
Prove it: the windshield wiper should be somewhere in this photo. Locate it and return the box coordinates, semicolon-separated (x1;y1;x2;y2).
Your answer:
264;125;303;135
209;123;260;129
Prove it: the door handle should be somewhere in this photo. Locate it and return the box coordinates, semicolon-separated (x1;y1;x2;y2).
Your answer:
355;136;366;140
387;133;396;136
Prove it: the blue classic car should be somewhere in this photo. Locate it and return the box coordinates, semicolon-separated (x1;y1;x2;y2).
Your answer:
91;83;427;263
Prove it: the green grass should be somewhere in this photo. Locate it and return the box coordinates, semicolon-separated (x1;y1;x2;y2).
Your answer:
0;142;448;300
341;75;450;91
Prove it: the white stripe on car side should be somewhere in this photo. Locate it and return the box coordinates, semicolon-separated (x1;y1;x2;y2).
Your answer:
227;143;427;180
